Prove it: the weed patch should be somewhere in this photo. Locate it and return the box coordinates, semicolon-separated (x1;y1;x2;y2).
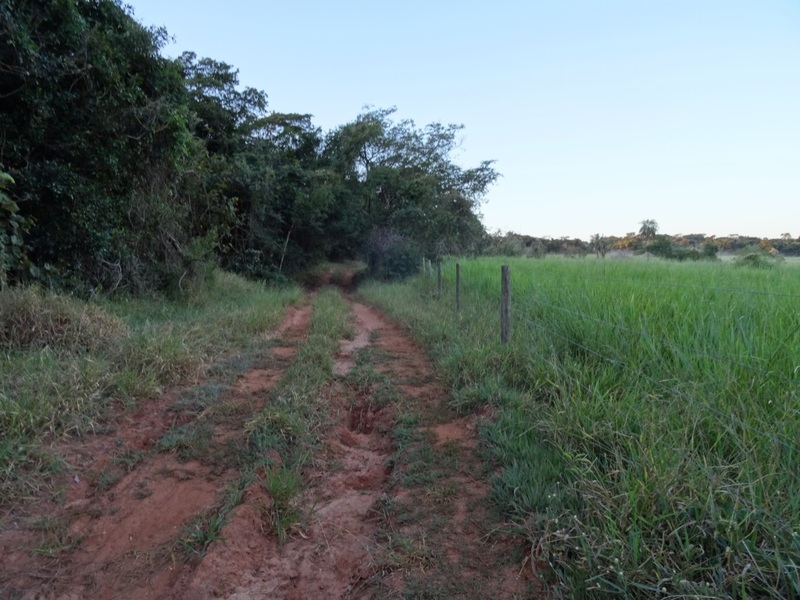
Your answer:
156;423;212;462
31;516;83;558
113;448;145;473
262;467;302;544
170;383;230;416
179;474;251;559
343;362;398;408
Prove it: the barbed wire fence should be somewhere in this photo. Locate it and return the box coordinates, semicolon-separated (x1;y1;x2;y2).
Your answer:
424;261;799;450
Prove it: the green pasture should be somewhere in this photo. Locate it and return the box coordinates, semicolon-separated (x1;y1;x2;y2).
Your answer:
360;256;800;599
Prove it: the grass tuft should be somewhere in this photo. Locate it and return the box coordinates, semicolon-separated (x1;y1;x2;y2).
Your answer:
263;467;302;544
156;423;212;462
0;287;127;353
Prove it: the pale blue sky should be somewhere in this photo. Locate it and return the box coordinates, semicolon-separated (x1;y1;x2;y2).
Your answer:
126;0;800;241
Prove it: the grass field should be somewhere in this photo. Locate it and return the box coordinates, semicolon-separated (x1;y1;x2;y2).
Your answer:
359;256;800;598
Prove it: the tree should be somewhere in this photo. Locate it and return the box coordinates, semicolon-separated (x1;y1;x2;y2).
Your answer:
0;0;193;288
638;219;659;240
0;4;499;288
590;234;610;258
323;107;498;260
178;52;268;156
0;170;28;289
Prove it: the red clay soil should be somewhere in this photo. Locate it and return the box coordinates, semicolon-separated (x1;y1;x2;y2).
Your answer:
0;305;312;599
349;302;539;599
177;303;394;599
0;297;542;599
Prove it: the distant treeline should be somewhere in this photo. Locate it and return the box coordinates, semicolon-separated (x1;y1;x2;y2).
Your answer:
0;0;498;292
485;232;800;259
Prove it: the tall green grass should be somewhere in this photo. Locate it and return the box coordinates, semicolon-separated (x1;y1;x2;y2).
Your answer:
0;271;301;503
360;257;800;599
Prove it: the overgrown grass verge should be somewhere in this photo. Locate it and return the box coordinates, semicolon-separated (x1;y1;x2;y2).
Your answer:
359;257;800;599
243;287;352;541
0;271;301;504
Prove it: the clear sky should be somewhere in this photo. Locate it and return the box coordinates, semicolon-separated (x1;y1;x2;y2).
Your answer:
125;0;800;241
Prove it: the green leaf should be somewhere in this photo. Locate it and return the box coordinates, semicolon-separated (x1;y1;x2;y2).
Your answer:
0;172;14;187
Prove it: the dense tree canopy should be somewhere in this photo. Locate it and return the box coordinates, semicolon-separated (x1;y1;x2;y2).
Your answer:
0;0;498;290
3;1;797;289
324;108;497;260
0;0;196;289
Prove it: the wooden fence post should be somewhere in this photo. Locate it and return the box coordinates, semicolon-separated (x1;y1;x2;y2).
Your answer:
456;263;461;312
501;265;510;343
437;259;442;296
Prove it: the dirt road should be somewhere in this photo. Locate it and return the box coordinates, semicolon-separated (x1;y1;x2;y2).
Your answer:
0;296;539;599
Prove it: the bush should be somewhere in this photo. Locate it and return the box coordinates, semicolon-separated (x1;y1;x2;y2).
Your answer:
0;287;128;353
365;229;421;280
734;246;780;269
702;242;719;260
735;252;775;269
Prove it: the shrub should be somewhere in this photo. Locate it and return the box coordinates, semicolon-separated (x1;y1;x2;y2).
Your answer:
0;287;128;353
735;246;779;269
735;252;774;269
365;229;421;280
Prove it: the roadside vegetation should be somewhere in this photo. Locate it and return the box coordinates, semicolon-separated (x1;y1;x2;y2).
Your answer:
1;2;496;294
360;256;800;599
0;271;300;504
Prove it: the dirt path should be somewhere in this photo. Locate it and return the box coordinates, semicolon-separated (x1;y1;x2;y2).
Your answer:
344;302;537;598
0;296;539;599
0;304;313;599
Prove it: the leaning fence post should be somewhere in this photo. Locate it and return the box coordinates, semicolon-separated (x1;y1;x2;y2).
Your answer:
456;263;461;312
437;259;442;296
501;265;510;343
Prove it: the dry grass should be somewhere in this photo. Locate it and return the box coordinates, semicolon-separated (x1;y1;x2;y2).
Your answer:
0;287;128;353
0;272;301;505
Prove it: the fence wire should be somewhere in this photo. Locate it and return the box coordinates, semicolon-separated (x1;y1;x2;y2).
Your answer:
427;262;800;455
